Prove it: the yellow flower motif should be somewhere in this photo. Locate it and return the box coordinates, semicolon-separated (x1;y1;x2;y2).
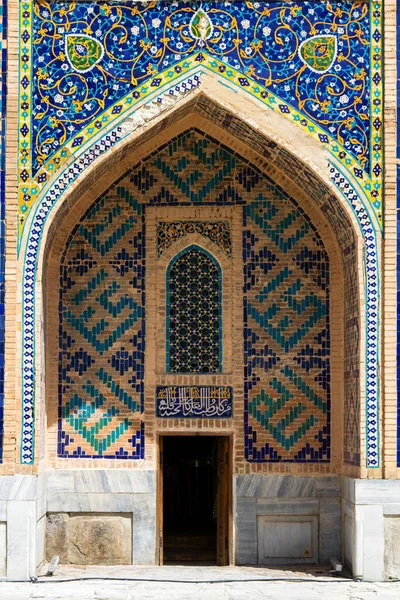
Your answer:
245;64;256;76
355;69;366;80
37;69;48;81
250;39;263;50
320;99;331;113
290;5;301;16
49;117;59;129
72;100;83;112
140;39;152;50
146;64;158;76
345;117;355;130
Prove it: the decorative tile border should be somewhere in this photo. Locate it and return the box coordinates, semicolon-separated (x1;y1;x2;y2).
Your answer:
329;163;380;467
397;1;400;467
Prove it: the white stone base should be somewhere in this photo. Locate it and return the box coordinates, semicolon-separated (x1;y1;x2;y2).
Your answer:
0;470;157;580
0;473;46;580
342;477;400;581
1;473;400;580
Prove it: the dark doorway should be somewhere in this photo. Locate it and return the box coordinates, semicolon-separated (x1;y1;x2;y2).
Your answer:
160;435;230;565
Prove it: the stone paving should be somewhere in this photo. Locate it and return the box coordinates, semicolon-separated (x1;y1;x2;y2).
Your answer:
1;566;400;599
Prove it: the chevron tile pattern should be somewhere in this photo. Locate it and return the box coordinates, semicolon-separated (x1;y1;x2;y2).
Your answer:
58;190;145;458
243;191;330;462
58;129;330;462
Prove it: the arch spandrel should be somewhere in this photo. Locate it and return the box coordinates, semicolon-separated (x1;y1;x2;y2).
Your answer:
19;0;382;241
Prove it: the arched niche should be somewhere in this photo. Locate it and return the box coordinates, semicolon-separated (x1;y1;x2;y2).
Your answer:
38;123;360;476
17;86;372;474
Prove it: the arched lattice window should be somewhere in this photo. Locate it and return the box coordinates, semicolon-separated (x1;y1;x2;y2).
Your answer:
166;245;222;373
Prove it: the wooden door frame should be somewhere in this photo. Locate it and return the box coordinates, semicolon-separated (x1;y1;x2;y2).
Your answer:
157;432;234;566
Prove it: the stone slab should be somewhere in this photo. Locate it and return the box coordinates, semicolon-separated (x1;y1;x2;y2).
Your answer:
235;497;257;565
6;501;37;580
257;515;318;565
68;515;132;565
384;516;400;579
384;504;400;516
319;498;341;561
0;522;6;578
47;493;136;513
361;505;384;581
46;471;75;494
256;498;319;515
354;480;400;505
46;514;69;563
36;516;46;570
132;493;157;565
74;471;156;494
236;475;316;499
315;477;341;498
0;476;37;502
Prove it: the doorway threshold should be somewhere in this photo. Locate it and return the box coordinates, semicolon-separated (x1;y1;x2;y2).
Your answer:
37;563;347;583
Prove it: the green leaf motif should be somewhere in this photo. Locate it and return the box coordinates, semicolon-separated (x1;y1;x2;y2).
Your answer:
190;9;213;46
298;35;337;74
66;34;104;73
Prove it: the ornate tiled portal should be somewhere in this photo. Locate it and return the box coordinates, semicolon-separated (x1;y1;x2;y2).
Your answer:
56;129;331;463
1;0;400;583
5;0;381;469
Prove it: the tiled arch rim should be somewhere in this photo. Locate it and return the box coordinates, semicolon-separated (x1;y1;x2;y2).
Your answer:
15;86;378;471
38;112;362;475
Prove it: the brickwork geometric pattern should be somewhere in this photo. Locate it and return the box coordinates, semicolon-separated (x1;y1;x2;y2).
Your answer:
59;189;145;458
243;188;330;461
58;129;331;462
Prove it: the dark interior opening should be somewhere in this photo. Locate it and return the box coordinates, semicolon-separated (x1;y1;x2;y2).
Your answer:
163;435;218;564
